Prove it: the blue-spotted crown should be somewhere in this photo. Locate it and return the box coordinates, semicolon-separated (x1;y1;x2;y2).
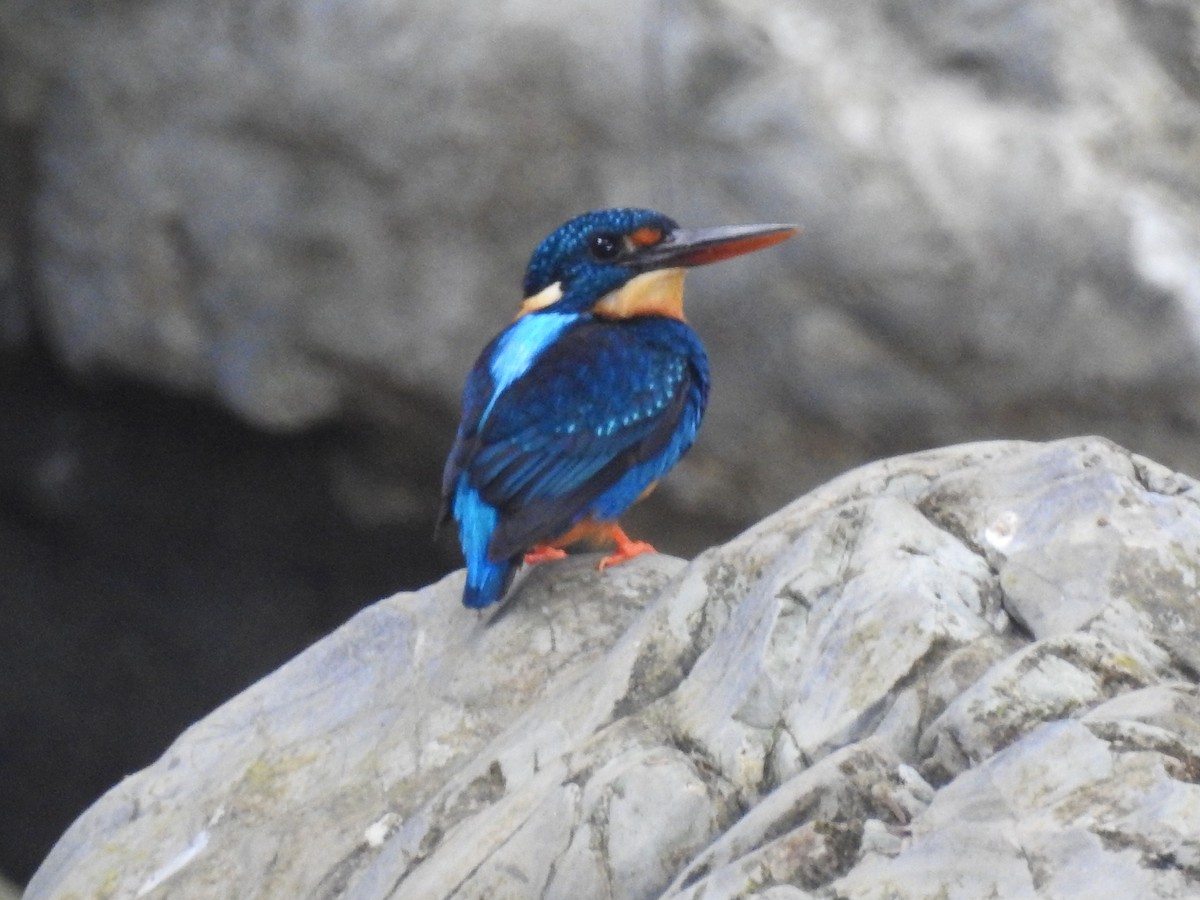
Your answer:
522;208;678;311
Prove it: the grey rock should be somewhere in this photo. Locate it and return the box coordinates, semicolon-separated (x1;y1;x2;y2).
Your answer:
5;0;1200;547
25;437;1200;899
833;717;1200;900
663;740;918;898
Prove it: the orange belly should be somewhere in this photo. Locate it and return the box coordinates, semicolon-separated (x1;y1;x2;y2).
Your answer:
540;482;659;549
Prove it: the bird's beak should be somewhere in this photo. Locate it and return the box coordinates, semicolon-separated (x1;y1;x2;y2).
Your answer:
624;223;799;271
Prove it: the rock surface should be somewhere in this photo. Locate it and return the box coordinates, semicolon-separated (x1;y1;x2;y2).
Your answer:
27;437;1200;899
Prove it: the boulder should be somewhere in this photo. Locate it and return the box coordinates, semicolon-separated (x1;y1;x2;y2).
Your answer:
26;437;1200;898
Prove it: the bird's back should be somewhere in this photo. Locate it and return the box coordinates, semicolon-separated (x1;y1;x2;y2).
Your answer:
451;314;708;543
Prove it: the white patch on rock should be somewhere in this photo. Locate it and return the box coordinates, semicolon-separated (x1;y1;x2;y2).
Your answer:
364;813;400;849
134;828;210;898
983;509;1019;551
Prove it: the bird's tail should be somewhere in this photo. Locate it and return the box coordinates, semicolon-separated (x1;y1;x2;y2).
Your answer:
454;480;516;609
462;557;517;610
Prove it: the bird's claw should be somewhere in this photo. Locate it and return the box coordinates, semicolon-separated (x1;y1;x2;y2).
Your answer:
597;539;656;570
524;545;568;565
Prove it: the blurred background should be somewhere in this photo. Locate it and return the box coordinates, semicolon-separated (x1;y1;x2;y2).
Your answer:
2;0;1199;888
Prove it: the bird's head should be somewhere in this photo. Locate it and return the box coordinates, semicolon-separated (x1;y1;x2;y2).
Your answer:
518;208;797;321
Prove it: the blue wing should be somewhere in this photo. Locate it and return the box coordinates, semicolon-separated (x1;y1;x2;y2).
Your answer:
465;317;709;559
439;315;708;607
438;311;577;530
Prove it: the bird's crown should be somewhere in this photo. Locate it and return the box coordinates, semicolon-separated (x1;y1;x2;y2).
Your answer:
522;208;678;300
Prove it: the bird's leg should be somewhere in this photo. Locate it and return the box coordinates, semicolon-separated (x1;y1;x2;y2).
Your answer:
596;523;657;570
523;544;568;565
522;520;656;569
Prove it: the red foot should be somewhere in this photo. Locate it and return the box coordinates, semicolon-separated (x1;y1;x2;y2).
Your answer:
523;544;568;565
596;525;657;571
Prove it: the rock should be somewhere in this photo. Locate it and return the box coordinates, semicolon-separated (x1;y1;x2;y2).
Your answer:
4;0;1200;545
25;437;1200;898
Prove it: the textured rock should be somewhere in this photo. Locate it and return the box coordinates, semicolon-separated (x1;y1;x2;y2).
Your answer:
26;437;1200;898
4;0;1200;542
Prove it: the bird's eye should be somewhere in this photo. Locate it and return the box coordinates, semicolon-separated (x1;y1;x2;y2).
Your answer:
587;232;622;261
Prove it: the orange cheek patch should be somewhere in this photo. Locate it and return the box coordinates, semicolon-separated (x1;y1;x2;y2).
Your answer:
629;226;664;247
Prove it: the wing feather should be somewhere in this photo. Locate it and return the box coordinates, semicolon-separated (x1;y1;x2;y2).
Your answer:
464;319;706;558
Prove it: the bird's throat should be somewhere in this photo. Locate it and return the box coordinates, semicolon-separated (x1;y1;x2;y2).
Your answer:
593;268;688;321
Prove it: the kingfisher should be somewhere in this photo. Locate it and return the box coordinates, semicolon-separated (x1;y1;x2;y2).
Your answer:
438;208;797;608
